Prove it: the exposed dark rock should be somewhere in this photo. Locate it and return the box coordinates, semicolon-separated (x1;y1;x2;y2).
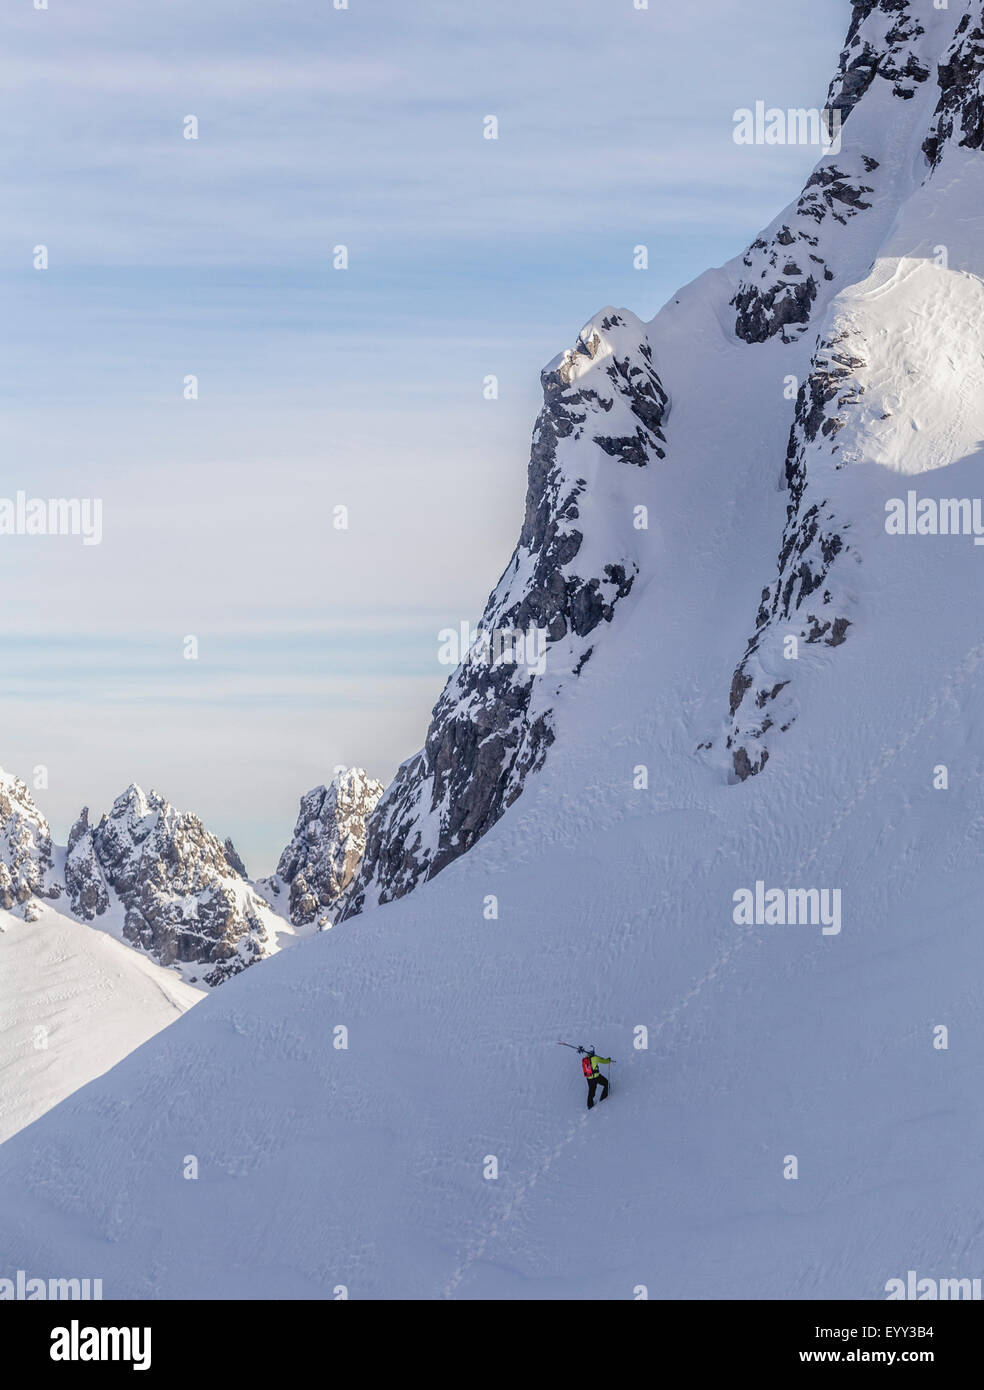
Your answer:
65;807;110;921
264;769;384;927
223;839;248;877
923;13;984;165
66;784;277;987
724;331;864;777
0;770;56;914
342;308;669;916
731;1;930;345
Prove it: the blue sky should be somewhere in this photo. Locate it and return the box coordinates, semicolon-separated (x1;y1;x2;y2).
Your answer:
2;0;848;872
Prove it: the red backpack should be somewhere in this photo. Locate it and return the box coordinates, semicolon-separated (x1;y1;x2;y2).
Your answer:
581;1054;594;1079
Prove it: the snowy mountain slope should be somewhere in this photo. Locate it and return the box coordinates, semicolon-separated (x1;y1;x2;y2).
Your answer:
1;773;322;1140
0;549;981;1296
731;0;942;345
344;307;667;915
0;0;982;1300
344;0;965;906
724;3;984;777
0;898;201;1145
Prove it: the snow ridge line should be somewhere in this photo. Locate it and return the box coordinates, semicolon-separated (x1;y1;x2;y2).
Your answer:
439;637;984;1297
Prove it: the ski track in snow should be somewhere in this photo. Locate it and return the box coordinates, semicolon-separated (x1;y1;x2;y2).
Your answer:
440;634;984;1295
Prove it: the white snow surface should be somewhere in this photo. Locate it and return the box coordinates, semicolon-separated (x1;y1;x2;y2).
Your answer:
0;1;983;1299
0;898;202;1145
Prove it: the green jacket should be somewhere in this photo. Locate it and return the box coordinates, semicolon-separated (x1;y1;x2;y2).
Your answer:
588;1054;611;1076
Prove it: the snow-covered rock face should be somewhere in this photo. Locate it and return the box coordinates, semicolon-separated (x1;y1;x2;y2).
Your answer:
0;770;57;918
923;8;984;166
724;0;984;780
264;768;383;927
829;0;931;120
344;308;667;914
731;0;935;344
725;332;861;778
64;806;110;920
66;785;276;987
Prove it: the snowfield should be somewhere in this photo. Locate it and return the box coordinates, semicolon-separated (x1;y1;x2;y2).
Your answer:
1;0;983;1299
0;900;201;1145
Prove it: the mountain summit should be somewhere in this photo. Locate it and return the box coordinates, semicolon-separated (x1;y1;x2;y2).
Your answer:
63;784;281;987
344;308;668;915
263;768;384;927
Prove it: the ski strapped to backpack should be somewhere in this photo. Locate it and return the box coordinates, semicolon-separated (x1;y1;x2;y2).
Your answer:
558;1040;596;1077
557;1040;615;1101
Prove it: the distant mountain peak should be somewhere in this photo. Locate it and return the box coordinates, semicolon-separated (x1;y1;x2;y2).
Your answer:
0;768;58;920
64;784;278;987
263;767;384;927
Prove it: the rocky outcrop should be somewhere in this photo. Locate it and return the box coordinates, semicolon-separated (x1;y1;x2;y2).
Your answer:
718;1;982;778
923;10;984;166
0;769;58;918
725;332;863;778
828;1;930;122
263;769;383;927
65;785;277;987
342;307;668;916
64;807;110;921
730;0;933;344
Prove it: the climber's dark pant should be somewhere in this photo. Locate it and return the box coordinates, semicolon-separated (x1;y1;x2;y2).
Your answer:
586;1075;608;1109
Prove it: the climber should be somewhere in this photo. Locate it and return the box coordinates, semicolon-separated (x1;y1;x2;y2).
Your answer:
580;1046;612;1109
